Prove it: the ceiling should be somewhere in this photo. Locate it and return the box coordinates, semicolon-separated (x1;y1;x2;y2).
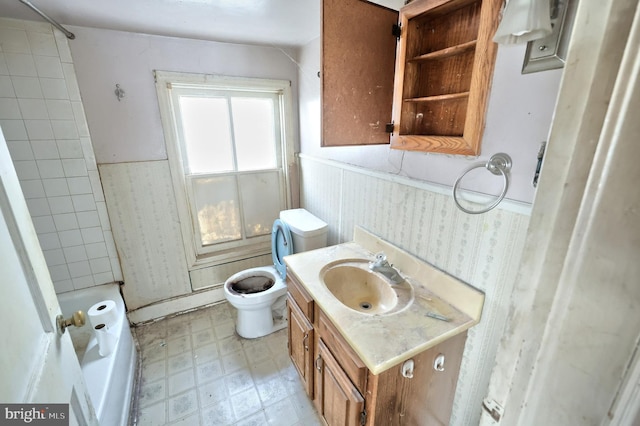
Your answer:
0;0;320;47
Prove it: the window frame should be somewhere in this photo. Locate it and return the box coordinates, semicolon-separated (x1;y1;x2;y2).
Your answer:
155;71;295;269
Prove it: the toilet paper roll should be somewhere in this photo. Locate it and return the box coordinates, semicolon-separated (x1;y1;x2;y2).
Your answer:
88;300;118;328
87;300;119;357
93;323;117;356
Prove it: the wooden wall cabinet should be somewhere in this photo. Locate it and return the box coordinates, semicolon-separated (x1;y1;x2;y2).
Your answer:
287;273;468;425
322;0;500;155
390;0;500;155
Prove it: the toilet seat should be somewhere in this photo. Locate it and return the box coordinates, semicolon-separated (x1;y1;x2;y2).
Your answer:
271;219;292;279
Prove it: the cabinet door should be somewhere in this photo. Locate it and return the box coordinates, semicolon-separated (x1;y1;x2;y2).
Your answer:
287;296;314;397
316;339;365;426
322;0;398;146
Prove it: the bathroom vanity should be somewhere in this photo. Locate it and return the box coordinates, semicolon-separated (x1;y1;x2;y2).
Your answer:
285;228;484;425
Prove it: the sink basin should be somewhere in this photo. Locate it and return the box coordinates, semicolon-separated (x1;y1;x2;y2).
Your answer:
320;260;414;315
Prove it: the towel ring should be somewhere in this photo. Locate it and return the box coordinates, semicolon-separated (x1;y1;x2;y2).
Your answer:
453;153;512;215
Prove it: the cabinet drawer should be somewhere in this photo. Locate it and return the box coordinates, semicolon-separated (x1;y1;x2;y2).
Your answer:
318;310;368;394
287;274;314;322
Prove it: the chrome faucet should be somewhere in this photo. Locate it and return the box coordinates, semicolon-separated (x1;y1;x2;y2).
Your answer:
369;252;404;284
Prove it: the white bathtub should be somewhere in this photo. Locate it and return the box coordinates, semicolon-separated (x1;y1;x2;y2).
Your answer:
58;283;137;426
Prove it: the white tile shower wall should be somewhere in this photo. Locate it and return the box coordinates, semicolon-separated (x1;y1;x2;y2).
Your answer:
299;155;530;426
99;160;191;310
0;18;121;293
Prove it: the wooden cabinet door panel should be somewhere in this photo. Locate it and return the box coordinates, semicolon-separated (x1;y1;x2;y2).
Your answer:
287;275;314;321
318;310;368;394
288;296;314;398
322;0;398;146
317;339;365;426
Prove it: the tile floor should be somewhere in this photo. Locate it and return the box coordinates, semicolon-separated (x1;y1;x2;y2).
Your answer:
133;302;323;426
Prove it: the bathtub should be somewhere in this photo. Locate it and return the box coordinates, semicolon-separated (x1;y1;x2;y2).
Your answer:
58;283;137;426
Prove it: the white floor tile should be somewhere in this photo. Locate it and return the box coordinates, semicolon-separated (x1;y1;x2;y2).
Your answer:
134;302;322;425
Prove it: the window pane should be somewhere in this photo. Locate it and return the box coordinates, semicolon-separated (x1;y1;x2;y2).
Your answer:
238;172;281;238
180;96;233;174
192;176;241;245
231;97;277;171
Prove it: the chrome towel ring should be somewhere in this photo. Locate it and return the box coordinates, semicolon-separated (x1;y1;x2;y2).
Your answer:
453;153;512;214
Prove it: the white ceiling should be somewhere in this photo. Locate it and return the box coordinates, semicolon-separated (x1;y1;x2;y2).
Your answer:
0;0;320;47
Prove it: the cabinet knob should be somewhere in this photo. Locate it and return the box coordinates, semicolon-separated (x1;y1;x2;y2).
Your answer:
315;355;323;372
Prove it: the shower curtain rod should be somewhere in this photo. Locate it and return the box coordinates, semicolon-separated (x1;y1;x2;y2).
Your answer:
19;0;75;39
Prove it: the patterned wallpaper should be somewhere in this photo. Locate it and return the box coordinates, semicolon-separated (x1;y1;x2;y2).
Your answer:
99;160;191;310
299;155;530;426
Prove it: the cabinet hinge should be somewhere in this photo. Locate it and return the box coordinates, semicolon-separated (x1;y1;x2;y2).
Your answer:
392;23;402;39
360;409;367;426
385;122;394;134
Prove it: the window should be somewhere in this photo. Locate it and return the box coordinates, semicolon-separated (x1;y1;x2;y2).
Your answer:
155;71;294;266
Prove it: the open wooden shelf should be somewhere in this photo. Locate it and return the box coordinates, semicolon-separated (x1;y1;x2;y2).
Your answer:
408;40;478;63
404;92;470;103
390;0;501;155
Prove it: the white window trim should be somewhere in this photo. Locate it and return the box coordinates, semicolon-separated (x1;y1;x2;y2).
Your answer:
155;70;296;269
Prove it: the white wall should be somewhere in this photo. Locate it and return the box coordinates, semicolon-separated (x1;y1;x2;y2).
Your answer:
298;37;563;204
65;26;301;315
68;26;301;164
0;18;121;294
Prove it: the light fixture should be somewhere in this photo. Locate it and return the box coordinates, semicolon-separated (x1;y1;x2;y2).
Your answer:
493;0;553;45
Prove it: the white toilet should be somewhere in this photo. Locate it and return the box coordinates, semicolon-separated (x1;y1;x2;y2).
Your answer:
224;208;328;339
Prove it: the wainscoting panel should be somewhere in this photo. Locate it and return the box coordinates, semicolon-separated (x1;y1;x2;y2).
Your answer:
297;156;343;245
99;160;191;310
190;254;272;290
299;154;530;426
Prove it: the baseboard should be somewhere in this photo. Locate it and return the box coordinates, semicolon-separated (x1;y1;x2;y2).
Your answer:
126;284;226;324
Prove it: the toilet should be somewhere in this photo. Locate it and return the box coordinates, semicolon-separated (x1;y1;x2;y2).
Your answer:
224;208;328;339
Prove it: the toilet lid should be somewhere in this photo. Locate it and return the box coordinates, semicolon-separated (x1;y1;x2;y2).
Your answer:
272;219;292;279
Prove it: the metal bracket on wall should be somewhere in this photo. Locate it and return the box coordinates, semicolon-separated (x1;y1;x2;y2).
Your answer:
533;141;546;188
522;0;578;74
482;398;504;422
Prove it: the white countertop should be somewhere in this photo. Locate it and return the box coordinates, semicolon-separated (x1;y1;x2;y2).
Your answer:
284;227;485;375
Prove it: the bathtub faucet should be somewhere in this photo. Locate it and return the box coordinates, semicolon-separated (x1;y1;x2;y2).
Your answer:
369;252;404;284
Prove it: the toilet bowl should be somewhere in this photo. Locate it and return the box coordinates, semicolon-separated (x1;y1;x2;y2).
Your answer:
224;209;328;339
224;266;287;339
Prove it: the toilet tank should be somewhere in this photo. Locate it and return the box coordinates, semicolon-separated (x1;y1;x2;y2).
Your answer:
280;209;328;253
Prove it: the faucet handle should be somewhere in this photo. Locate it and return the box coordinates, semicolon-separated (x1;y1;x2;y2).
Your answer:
374;252;387;262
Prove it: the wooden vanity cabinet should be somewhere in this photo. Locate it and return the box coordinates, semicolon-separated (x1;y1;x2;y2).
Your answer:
316;339;365;426
287;273;316;398
287;295;314;398
365;332;468;425
287;272;469;425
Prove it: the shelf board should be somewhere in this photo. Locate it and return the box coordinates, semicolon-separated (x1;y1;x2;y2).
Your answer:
403;92;470;103
408;40;477;63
